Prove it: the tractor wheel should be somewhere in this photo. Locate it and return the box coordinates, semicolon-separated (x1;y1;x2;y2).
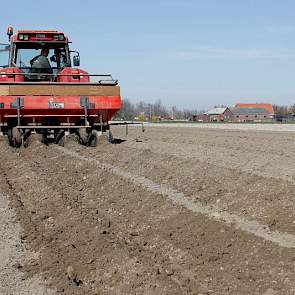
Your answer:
88;130;101;147
78;128;89;145
55;130;65;146
22;129;31;148
8;127;22;148
41;132;49;145
7;128;13;146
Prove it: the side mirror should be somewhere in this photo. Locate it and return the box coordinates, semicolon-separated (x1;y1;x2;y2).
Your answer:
73;55;80;67
0;44;10;68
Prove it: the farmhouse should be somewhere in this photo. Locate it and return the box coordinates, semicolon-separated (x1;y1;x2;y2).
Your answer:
229;107;273;122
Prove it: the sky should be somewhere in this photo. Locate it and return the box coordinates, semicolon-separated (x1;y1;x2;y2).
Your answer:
1;0;295;110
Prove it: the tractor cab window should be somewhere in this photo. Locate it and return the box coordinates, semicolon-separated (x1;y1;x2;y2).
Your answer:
14;43;70;80
0;44;10;68
15;48;68;69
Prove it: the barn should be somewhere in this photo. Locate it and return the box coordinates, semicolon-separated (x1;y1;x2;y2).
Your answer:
203;107;232;122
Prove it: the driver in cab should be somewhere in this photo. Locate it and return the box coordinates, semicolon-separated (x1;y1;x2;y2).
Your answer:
30;48;53;74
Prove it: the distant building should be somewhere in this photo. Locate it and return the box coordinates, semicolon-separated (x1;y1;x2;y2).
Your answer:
203;107;232;122
229;107;273;122
235;103;275;116
192;103;275;123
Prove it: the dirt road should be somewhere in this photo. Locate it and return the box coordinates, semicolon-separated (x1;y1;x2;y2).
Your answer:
1;125;295;294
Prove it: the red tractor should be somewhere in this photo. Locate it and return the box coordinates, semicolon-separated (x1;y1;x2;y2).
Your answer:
0;27;121;147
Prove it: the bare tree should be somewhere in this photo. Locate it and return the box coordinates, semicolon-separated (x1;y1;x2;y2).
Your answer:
115;99;211;121
273;105;289;117
116;99;136;120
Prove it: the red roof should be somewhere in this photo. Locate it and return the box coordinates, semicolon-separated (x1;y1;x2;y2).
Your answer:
235;103;274;114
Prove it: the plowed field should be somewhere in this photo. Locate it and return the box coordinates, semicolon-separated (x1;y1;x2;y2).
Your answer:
1;124;295;295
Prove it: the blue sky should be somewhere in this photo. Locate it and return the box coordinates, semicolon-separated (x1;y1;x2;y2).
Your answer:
1;0;295;109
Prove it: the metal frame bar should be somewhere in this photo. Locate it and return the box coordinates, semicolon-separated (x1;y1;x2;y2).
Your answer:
81;97;89;126
108;121;145;134
0;71;118;84
0;82;118;86
16;97;22;126
15;125;92;129
0;72;114;77
4;114;102;118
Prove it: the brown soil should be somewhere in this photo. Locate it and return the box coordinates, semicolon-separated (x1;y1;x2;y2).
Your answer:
1;125;295;294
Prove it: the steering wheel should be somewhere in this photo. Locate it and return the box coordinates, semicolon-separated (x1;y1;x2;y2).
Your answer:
50;55;57;62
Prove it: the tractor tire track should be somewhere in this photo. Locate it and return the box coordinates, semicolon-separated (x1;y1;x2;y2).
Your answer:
59;146;295;249
0;180;54;294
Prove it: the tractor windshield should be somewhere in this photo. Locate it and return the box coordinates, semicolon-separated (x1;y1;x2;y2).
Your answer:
0;44;10;68
13;42;71;80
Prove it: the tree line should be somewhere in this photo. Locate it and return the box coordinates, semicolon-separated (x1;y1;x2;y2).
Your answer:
116;99;203;121
273;104;295;117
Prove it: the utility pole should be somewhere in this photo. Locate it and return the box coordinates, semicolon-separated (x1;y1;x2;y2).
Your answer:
149;104;152;121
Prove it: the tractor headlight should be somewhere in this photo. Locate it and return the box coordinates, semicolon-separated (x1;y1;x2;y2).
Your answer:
54;34;64;41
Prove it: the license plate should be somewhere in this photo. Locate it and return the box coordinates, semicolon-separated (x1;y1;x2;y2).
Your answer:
49;102;64;109
36;34;46;39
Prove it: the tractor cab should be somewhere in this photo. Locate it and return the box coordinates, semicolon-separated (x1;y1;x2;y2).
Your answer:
0;27;80;81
